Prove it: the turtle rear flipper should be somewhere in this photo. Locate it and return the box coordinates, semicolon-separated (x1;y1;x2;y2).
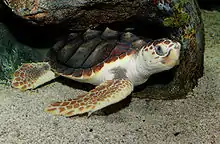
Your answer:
11;62;57;91
45;79;133;117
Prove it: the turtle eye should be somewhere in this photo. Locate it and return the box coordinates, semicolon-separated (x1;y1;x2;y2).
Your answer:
155;46;165;56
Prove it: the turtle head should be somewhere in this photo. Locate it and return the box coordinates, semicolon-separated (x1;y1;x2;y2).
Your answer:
141;38;181;73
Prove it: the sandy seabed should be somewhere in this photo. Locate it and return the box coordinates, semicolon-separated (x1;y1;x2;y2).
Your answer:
0;10;220;144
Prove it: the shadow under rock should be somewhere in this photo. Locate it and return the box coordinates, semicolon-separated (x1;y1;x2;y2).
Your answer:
198;1;220;11
0;0;71;49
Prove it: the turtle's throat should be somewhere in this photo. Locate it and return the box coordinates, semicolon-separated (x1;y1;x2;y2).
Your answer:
135;48;154;77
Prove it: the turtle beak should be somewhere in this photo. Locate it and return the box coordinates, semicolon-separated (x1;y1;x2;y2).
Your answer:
164;48;171;57
161;43;181;67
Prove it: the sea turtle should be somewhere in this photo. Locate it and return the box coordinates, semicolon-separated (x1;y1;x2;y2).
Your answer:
11;28;181;117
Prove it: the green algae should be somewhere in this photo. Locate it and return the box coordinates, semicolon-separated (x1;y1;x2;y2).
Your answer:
163;1;190;28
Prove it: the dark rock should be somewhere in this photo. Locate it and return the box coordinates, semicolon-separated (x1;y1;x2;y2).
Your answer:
3;0;169;29
2;0;204;99
132;0;205;99
198;1;220;10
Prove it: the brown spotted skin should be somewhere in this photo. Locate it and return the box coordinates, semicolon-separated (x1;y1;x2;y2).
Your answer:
152;39;165;46
11;63;53;91
143;39;177;56
45;79;133;117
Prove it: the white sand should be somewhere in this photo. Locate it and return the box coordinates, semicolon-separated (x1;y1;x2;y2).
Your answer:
0;10;220;144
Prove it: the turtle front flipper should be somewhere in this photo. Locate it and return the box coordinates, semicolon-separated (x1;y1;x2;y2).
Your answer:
11;62;57;91
45;79;134;117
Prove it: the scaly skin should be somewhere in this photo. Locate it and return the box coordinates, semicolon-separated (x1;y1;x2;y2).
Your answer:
46;79;133;117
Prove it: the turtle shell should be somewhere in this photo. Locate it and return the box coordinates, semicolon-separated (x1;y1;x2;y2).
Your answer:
47;28;147;76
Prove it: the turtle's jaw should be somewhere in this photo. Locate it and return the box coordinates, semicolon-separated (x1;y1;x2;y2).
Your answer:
161;43;181;67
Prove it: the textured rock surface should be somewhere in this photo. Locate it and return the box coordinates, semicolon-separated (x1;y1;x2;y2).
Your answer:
2;0;204;99
3;0;154;28
133;0;205;99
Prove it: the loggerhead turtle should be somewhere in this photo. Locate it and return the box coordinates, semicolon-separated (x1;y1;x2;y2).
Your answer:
11;28;181;117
